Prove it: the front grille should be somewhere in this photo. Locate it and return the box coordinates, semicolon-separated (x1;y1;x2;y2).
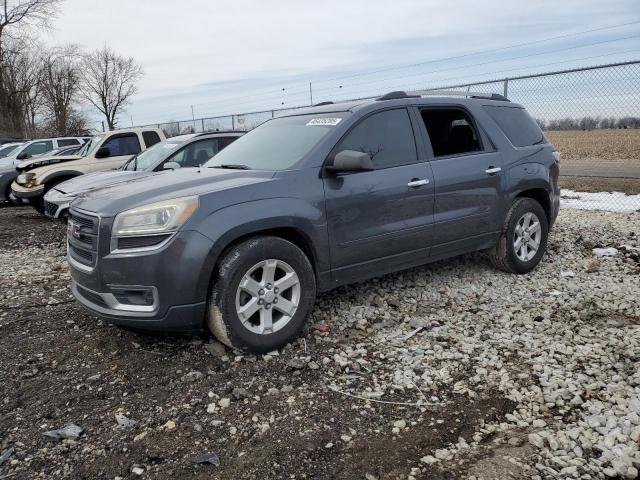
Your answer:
76;285;109;309
44;200;58;217
68;210;99;268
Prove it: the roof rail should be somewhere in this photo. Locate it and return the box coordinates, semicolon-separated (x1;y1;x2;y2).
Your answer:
377;90;509;102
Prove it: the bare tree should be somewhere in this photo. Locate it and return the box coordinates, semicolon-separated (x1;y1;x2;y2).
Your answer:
80;46;142;130
40;45;81;135
0;0;60;136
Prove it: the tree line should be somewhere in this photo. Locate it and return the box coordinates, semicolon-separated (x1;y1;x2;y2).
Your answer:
0;0;142;139
536;116;640;131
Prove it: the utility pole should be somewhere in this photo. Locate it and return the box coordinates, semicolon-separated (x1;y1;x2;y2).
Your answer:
309;82;313;105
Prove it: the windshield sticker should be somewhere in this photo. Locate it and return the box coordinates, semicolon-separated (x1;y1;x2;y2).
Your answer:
306;118;342;126
162;143;179;149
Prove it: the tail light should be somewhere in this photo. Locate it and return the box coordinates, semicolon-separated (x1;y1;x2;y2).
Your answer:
552;151;561;164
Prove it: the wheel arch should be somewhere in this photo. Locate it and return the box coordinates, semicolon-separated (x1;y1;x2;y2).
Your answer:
515;187;552;224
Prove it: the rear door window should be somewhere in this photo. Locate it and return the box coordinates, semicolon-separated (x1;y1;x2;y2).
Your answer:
23;140;54;157
335;108;417;169
167;139;219;168
102;134;141;156
419;108;482;157
484;106;545;147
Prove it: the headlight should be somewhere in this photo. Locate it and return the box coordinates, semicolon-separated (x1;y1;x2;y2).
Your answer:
112;196;199;237
17;173;36;186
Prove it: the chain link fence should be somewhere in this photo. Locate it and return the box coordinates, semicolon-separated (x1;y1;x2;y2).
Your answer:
138;61;640;213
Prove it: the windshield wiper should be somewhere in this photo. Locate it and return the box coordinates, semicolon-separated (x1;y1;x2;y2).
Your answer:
211;164;251;170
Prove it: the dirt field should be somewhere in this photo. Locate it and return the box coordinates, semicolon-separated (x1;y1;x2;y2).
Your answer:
546;129;640;162
1;205;639;479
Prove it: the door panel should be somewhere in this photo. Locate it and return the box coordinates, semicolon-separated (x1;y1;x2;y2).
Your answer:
322;107;435;279
324;162;434;270
429;151;503;255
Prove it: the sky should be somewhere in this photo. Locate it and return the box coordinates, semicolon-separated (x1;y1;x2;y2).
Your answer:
40;0;640;130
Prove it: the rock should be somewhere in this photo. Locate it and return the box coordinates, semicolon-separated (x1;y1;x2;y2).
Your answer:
43;424;84;441
308;361;320;370
560;270;575;278
182;371;204;382
421;455;439;465
204;340;227;357
393;420;406;429
286;358;306;369
218;398;231;408
532;419;547;428
267;388;279;396
507;437;524;446
133;431;147;442
232;387;251;399
161;420;176;430
131;466;144;476
192;452;220;466
528;433;544;449
115;413;138;429
87;374;101;382
586;258;600;273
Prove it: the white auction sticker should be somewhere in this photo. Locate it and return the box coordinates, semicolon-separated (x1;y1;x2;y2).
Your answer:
306;118;342;126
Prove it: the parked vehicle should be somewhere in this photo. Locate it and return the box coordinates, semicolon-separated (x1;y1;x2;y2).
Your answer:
67;91;560;353
1;138;88;203
11;128;165;212
0;137;25;145
0;142;25;158
44;131;243;219
50;145;86;157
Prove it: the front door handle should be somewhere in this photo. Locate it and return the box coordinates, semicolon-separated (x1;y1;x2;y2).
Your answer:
485;167;502;175
407;179;429;187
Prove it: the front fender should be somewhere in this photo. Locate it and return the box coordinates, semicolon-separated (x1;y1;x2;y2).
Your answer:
193;197;328;301
41;170;83;185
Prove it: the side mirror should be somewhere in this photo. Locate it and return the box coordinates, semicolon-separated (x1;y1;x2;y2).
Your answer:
325;150;374;174
95;147;110;159
16;152;28;160
162;161;181;171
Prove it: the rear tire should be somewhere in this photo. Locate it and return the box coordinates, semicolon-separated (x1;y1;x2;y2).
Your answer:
489;197;549;274
207;236;316;353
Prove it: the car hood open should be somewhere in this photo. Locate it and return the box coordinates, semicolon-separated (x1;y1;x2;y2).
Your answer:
72;167;276;216
17;155;83;172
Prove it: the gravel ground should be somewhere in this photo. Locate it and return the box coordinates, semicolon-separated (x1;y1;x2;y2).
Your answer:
0;205;639;480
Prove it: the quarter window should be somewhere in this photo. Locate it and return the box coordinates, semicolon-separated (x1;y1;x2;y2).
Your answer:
420;108;482;157
335;109;417;169
484;106;545;147
57;139;80;147
102;134;141;157
142;131;162;148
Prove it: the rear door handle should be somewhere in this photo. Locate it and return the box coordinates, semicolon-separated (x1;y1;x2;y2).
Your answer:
407;179;429;187
485;167;502;174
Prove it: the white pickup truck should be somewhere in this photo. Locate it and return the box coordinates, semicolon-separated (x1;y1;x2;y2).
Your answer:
11;127;165;213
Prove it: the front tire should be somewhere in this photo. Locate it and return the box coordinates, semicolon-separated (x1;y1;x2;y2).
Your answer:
207;236;316;353
489;197;549;274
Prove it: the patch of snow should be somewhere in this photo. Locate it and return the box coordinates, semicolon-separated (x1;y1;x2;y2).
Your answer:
592;247;618;257
561;189;640;213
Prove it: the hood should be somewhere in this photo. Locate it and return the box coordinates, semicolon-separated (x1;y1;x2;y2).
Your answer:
73;167;275;216
17;154;83;172
55;170;156;195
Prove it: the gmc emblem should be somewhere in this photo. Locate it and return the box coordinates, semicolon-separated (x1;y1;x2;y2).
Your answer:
67;221;81;239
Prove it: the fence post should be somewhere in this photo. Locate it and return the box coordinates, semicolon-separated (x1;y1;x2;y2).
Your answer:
202;118;205;131
232;115;235;130
271;110;275;118
503;78;509;97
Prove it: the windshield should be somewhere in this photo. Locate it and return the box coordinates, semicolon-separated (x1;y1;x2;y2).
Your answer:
78;135;105;157
122;140;182;171
205;113;346;170
0;144;20;157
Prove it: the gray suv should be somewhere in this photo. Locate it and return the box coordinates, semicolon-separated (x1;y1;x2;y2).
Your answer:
67;91;560;353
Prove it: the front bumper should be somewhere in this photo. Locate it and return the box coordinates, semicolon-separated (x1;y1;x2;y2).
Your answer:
68;211;215;332
43;189;73;218
11;182;44;200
